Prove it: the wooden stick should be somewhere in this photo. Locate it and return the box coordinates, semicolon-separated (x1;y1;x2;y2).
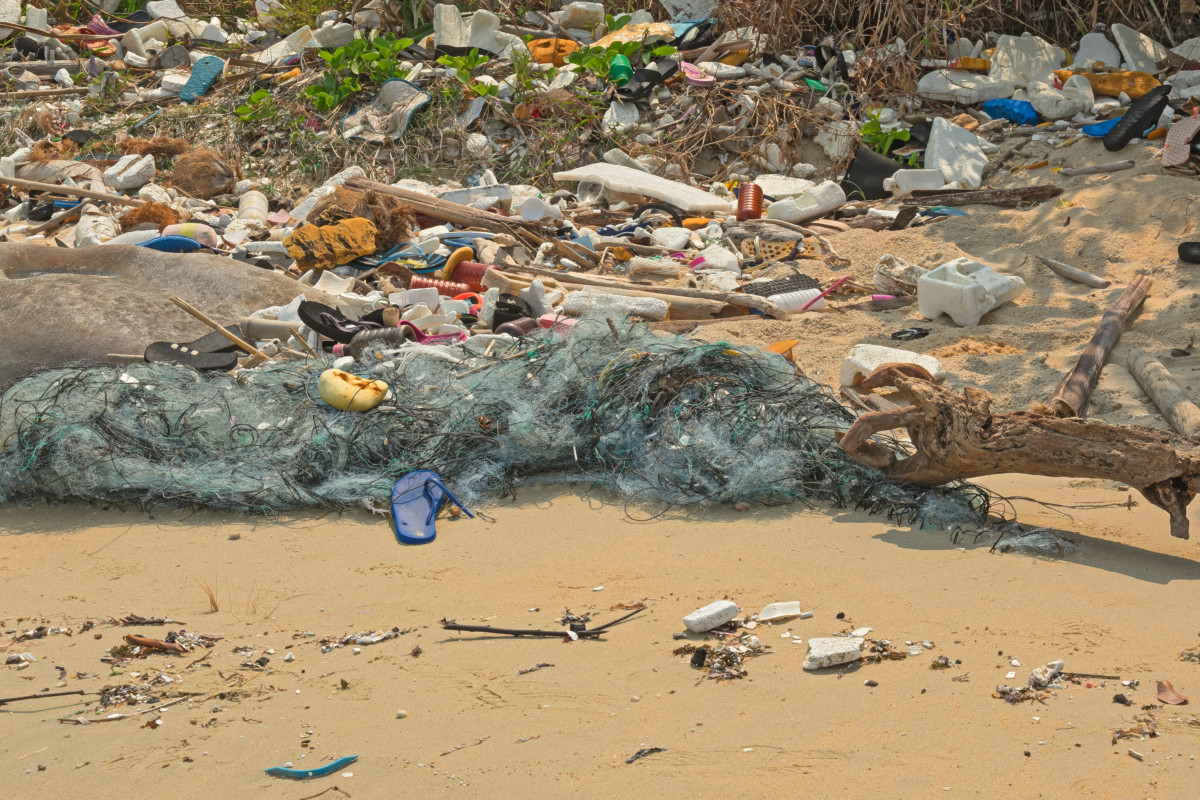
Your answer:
345;178;528;235
26;204;83;236
1057;160;1134;177
0;176;144;207
504;264;786;317
169;296;272;360
0;87;90;100
1034;254;1112;288
1127;348;1200;440
1046;276;1153;417
0;690;86;706
123;633;187;654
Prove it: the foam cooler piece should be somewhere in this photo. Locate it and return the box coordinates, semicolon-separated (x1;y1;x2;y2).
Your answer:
840;344;944;387
803;636;864;670
764;180;847;223
925;117;988;190
917;257;1026;326
917;69;1014;104
561;290;669;321
683;600;739;633
554;162;733;214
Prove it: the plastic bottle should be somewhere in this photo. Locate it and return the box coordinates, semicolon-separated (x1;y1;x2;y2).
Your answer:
237;190;269;222
609;54;632;86
736;183;763;221
767;288;825;312
342;327;411;359
494;317;540;337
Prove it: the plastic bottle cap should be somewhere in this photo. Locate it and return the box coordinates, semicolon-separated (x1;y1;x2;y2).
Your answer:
609;54;633;86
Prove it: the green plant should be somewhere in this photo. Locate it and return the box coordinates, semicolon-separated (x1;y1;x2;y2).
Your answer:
235;89;279;123
858;109;910;157
304;34;414;112
603;13;632;33
436;49;490;83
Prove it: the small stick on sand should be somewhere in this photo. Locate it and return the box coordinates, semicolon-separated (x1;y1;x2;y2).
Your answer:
1034;255;1112;288
1057;160;1134;176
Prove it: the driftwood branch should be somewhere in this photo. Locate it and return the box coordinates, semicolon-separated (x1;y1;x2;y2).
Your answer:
903;186;1063;207
1127;348;1200;440
1047;276;1152;417
1034;255;1111;288
837;368;1200;539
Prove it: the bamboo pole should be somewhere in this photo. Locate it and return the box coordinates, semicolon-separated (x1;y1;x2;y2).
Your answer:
0;176;144;206
1046;275;1152;417
1127;348;1200;440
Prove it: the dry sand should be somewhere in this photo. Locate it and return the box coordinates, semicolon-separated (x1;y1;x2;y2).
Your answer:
3;478;1200;799
4;123;1200;800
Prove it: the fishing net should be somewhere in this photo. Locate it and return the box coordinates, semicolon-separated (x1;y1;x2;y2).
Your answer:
0;317;988;526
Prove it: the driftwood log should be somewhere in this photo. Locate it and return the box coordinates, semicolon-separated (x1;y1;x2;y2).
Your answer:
903;186;1063;207
837;368;1200;540
1127;348;1200;441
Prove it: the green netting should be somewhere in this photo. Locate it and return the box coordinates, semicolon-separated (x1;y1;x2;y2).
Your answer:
0;318;988;525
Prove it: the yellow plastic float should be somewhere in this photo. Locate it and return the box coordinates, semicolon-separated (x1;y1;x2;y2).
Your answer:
318;369;389;412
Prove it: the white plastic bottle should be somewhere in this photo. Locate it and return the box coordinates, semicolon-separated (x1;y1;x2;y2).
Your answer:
767;287;825;312
237;190;269;222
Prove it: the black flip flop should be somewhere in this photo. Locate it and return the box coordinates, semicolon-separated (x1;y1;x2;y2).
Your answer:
298;301;380;344
1179;242;1200;263
617;59;680;103
105;11;153;33
491;294;530;330
1104;85;1171;152
144;342;240;371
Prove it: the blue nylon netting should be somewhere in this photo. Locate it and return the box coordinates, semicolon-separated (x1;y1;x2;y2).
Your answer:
0;317;987;524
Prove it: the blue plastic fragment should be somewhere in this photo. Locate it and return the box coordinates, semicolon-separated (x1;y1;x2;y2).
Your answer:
136;235;207;253
265;754;359;780
1082;117;1122;137
982;99;1040;126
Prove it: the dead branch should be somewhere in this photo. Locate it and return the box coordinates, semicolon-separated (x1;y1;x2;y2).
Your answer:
837;368;1200;540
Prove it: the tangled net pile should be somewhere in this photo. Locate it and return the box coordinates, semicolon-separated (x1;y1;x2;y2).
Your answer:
0;318;988;524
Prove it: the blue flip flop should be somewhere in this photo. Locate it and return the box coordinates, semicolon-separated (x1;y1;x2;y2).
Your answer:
1082;117;1122;137
390;470;473;545
179;56;225;103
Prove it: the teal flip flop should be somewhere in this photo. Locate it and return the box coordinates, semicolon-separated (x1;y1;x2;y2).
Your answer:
179;56;224;103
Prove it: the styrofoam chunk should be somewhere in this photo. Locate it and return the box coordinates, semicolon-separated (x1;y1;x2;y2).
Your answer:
683;600;740;633
841;344;944;387
803;637;864;670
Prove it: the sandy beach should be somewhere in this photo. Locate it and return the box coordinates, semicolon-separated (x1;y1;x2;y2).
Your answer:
4;470;1200;799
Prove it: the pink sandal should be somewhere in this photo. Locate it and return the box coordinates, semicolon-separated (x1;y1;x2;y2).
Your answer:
682;62;715;88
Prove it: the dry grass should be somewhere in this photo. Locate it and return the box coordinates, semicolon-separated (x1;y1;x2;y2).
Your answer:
717;0;1192;55
196;579;219;613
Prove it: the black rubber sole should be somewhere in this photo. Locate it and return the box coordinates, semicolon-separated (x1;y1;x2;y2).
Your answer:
1104;85;1171;152
1179;242;1200;263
